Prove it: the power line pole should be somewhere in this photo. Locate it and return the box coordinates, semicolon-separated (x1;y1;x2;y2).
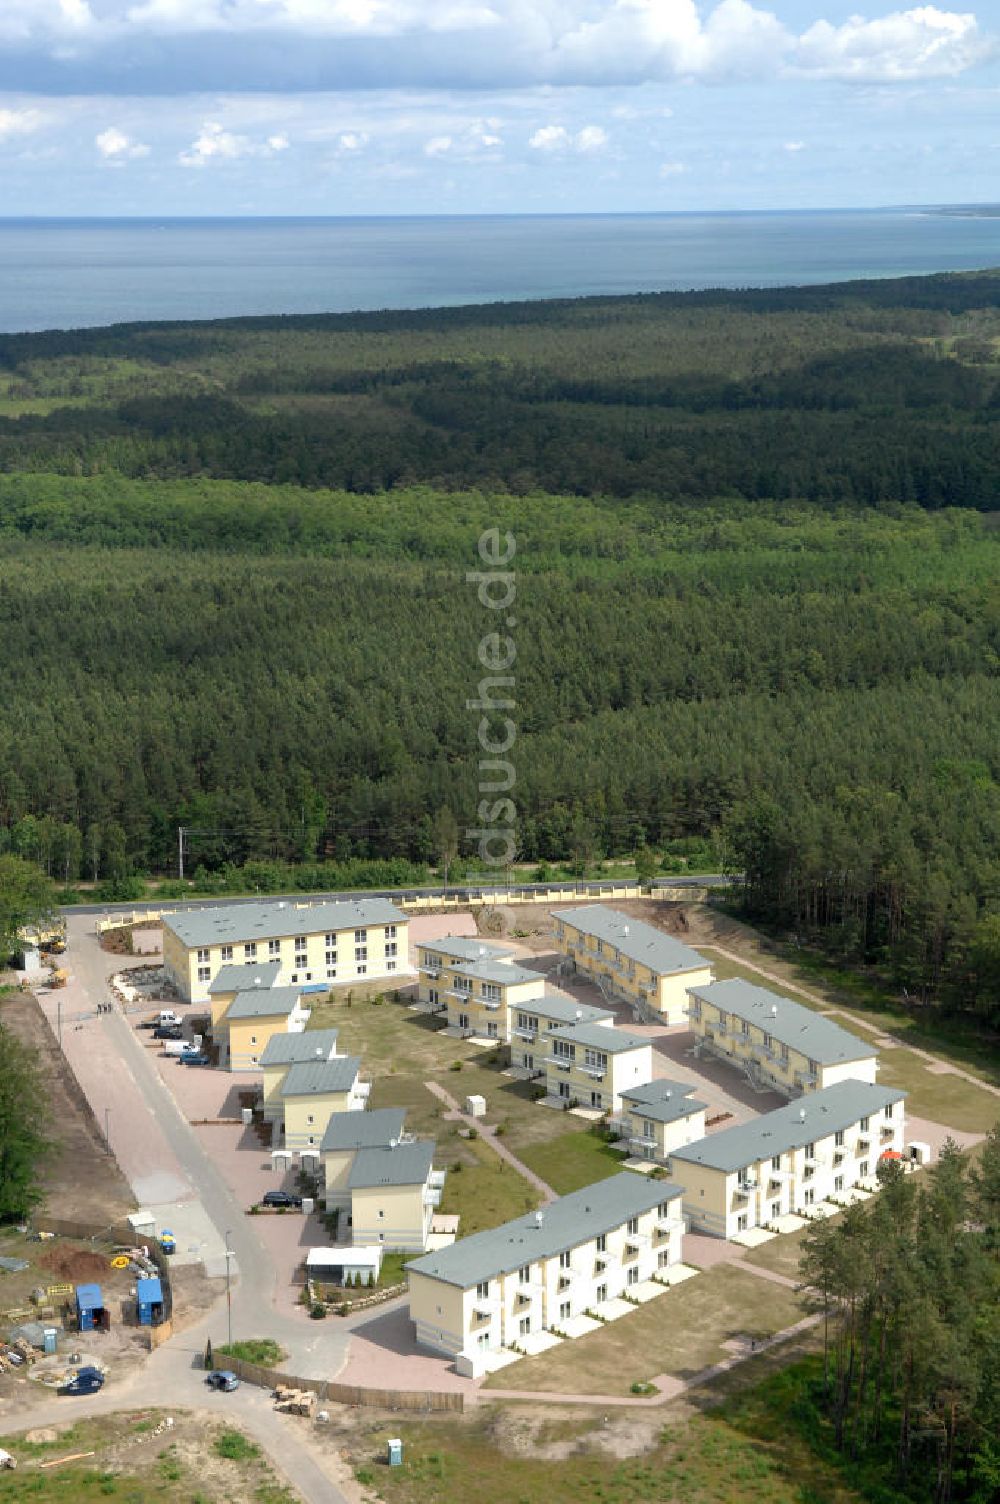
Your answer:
178;826;185;881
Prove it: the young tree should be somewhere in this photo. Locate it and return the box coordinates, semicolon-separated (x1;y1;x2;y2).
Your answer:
0;1025;51;1220
0;855;56;960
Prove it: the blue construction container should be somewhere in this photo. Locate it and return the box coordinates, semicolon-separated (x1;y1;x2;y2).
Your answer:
387;1439;403;1467
135;1276;164;1327
75;1284;108;1333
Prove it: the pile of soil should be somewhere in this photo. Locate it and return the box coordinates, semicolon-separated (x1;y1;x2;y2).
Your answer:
39;1245;110;1282
98;926;134;955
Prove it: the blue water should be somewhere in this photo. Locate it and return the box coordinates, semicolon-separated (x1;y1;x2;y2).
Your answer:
0;210;998;333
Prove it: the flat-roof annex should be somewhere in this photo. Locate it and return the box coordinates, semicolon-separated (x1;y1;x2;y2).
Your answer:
208;961;282;996
280;1056;362;1097
259;1028;340;1068
320;1108;407;1153
619;1078;707;1124
226;986;304;1021
348;1141;436;1189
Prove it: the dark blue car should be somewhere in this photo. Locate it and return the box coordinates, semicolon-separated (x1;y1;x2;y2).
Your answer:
61;1365;104;1396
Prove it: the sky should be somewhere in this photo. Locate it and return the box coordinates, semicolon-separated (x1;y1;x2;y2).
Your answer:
0;1;996;215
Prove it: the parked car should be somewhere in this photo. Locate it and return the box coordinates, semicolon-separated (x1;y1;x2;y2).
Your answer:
60;1366;104;1396
180;1053;211;1067
163;1038;201;1058
205;1369;240;1392
261;1190;303;1209
153;1024;184;1040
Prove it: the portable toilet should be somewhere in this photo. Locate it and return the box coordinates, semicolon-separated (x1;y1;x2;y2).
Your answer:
43;1327;58;1355
135;1276;164;1327
76;1284;109;1333
387;1439;403;1468
464;1094;486;1119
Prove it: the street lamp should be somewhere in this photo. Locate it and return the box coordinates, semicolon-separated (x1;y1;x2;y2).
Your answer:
224;1230;234;1350
104;1107;111;1155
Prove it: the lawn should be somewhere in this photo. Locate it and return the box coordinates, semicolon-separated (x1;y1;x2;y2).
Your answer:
437;1135;542;1235
0;1412;297;1503
517;1126;632;1196
483;1263;806;1395
874;1047;999;1134
345;1389;862;1504
740;1228;814;1283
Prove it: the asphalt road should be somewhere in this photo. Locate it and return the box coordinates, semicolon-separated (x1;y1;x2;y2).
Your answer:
65;873;728;917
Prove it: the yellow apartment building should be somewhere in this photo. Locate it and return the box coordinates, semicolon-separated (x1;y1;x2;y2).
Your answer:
552;905;713;1023
163;897;410;1005
441;959;547;1042
219;985;309;1072
509;991;614;1077
407;1172;684;1372
207;960;282;1032
321;1107;408;1208
616;1078;708;1163
347;1141;446;1253
259;1028;341;1122
543;1022;654;1113
668;1079;907;1238
416;935;516;1009
687;978;879;1097
279;1056;368;1151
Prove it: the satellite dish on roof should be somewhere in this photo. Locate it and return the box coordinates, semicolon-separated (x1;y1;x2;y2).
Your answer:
575;1009;582;1020
315;1047;323;1058
799;1107;806;1120
771;1004;778;1016
534;1210;543;1227
623;926;629;936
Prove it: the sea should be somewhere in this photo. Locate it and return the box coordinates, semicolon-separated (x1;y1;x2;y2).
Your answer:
0;208;998;333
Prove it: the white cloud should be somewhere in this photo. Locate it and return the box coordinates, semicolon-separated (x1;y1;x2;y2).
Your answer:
530;122;609;153
337;130;368;151
783;139;805;151
575;123;608;151
424;133;453;155
95;125;150;158
0;0;93;42
659;159;687;176
794;7;986;81
0;107;46;140
179;119;288;166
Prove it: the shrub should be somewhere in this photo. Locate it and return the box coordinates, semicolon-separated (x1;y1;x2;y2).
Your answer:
466;1126;478;1140
310;1302;327;1320
215;1430;260;1461
449;1060;463;1072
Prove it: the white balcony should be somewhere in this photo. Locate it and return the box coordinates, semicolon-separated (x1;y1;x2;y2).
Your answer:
629;1133;657;1149
580;1063;607;1081
483;1000;502;1012
513;1027;537;1042
547;1056;574;1072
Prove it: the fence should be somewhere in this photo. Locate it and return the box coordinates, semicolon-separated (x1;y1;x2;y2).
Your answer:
221;1354;465;1413
93;880;720;934
29;1217;173;1324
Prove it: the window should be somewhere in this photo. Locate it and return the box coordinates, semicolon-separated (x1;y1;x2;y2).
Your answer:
770;1201;780;1219
834;1175;844;1192
196;947;209;964
596;1233;607;1253
220;945;233;962
590;1091;603;1109
197;965;210;982
559;1250;571;1269
781;1043;790;1062
378;1209;384;1220
835;1130;845;1147
658;1202;672;1219
291;974;298;984
267;939;280;957
244;942;257;960
483;983;500;1002
643;1119;655;1140
428;988;438;1006
487;1022;499;1039
355;946;368;964
386;942;398;959
354;928;367;943
519;1316;531;1337
325;933;337;947
771;1155;781;1171
805;1142;815;1158
859;1160;869;1178
737;1213;748;1232
387;961;396;972
306;1113;314;1126
884;1104;894;1120
553;1039;574;1061
804;1188;815;1205
584;1048;608;1072
327;966;338;980
385;925;397;939
559;1300;571;1321
658;1250;672;1268
596;1284;607;1304
357;963;367;976
741;1019;750;1036
519;1264;530;1284
325;949;337;966
763;1031;773;1050
294;934;306;946
859;1116;870;1133
476;1281;489;1300
626;1217;639;1236
627;1265;639;1286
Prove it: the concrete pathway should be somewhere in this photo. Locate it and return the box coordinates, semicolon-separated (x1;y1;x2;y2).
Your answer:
424;1080;558;1203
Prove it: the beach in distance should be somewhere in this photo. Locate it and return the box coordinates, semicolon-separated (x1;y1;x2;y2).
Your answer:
1;207;999;332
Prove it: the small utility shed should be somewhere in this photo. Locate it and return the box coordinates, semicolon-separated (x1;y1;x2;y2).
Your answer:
306;1245;383;1288
76;1284;109;1332
135;1276;164;1327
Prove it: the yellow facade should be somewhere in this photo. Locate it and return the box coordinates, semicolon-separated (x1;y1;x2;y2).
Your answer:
283;1084;367;1150
409;1186;683;1361
544;1027;653;1113
443;967;546;1041
350;1182;432;1253
227;1013;301;1072
552;911;713;1024
163;900;409;1004
618;1100;707;1163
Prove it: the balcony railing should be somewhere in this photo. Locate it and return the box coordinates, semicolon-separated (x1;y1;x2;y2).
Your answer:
513;1027;537;1042
547;1056;574;1071
629;1133;657;1148
580;1063;607;1080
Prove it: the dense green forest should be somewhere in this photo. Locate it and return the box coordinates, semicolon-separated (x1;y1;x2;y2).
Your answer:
1;271;1000;1024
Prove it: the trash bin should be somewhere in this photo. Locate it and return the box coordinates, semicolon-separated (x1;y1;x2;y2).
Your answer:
387;1439;403;1467
301;1197;314;1216
241;1108;253;1126
43;1327;58;1355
